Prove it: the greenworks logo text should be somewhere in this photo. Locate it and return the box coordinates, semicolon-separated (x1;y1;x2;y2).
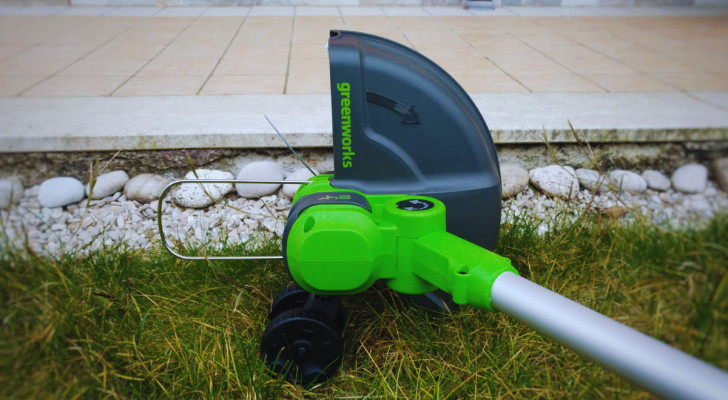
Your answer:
337;82;355;168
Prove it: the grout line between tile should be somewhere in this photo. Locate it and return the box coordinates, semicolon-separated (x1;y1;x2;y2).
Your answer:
282;8;297;94
526;18;684;93
458;31;531;93
505;30;609;93
16;18;141;97
197;9;250;95
383;10;414;49
109;15;201;97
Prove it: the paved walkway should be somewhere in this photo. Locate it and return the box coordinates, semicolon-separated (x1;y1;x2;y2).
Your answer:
0;6;727;151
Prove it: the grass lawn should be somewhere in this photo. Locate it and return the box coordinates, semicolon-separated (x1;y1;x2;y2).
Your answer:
1;213;726;399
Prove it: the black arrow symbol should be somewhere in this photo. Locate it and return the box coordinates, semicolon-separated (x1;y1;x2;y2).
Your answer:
366;91;420;124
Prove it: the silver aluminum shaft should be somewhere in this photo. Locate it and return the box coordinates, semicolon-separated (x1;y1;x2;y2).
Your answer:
491;272;728;400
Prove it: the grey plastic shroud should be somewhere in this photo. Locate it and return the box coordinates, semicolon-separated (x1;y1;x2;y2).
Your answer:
491;272;728;400
327;30;501;250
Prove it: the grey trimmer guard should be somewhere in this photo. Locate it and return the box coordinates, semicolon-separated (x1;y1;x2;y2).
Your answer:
327;30;502;249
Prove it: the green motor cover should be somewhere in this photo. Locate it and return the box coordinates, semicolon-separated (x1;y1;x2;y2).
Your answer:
284;176;517;312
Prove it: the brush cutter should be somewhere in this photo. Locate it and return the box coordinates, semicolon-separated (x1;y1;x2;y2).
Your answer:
159;31;728;399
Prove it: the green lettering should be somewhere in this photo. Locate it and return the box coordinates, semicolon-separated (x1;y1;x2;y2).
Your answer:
338;82;354;168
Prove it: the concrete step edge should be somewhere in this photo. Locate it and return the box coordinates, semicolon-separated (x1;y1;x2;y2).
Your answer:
1;91;726;153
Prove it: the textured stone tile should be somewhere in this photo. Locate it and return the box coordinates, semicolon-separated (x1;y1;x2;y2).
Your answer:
12;44;96;61
511;71;606;92
296;7;340;16
403;29;461;46
288;58;328;76
468;7;518;16
154;7;207;18
0;77;44;96
581;72;676;92
215;57;288;76
506;6;562;16
286;72;330;94
291;44;328;59
390;16;449;30
414;42;481;58
87;41;168;60
653;72;728;91
201;7;250;17
0;57;74;77
339;7;385;16
200;75;285;95
424;7;474;16
137;56;218;76
490;55;571;74
22;75;128;97
105;7;162;17
113;75;207;96
614;51;697;73
59;58;148;76
382;7;429;17
342;15;396;28
556;56;637;74
158;40;229;59
0;45;34;62
0;6;68;16
248;7;294;17
57;7;116;17
225;44;290;60
430;57;503;75
452;73;529;93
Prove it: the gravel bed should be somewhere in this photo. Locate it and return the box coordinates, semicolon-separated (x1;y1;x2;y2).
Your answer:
2;181;726;258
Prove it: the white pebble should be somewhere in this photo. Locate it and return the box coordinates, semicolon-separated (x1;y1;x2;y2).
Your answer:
529;165;579;200
672;164;708;194
38;177;85;208
282;168;318;198
172;170;234;209
609;170;647;194
0;177;23;208
86;170;129;200
235;161;285;198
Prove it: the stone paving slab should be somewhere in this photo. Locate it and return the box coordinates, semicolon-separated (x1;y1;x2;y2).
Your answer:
1;8;727;98
1;92;726;152
0;6;727;152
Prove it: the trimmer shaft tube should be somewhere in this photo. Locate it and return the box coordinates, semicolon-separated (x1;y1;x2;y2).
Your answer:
491;272;728;400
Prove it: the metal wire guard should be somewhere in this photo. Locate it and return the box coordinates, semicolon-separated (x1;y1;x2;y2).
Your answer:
157;179;310;261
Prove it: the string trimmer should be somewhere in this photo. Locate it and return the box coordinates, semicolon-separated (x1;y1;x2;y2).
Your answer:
159;31;728;399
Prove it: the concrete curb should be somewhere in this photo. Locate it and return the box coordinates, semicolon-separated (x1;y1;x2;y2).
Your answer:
1;92;727;152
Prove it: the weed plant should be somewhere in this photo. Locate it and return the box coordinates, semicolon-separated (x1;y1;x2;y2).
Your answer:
0;212;726;399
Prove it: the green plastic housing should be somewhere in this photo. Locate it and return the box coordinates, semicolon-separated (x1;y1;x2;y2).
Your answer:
286;175;517;312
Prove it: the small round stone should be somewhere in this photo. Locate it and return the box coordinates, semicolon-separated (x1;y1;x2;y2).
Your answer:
529;165;579;200
576;168;608;193
712;157;728;192
282;168;318;198
500;163;529;199
0;177;23;208
173;169;234;209
125;174;169;204
609;170;647;194
641;170;671;191
38;177;85;208
672;164;708;194
86;170;129;199
235;161;285;198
